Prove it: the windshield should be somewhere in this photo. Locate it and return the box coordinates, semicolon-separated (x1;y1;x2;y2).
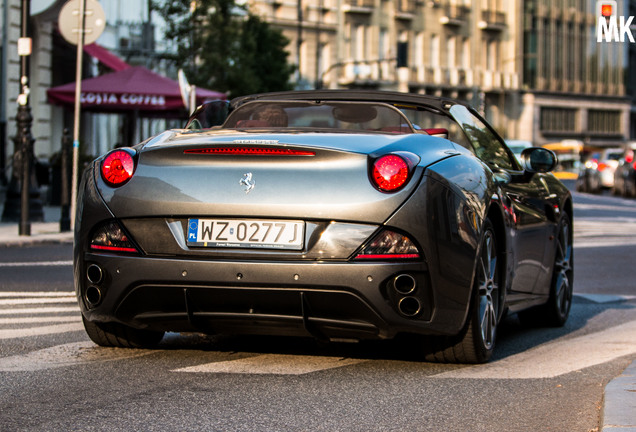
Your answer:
222;101;416;134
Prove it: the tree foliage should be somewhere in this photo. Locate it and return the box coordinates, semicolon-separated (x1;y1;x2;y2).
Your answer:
153;0;295;97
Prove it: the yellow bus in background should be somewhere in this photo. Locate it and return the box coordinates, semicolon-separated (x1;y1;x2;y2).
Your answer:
542;140;583;179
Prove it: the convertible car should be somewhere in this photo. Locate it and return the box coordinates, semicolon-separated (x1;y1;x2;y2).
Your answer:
74;90;573;363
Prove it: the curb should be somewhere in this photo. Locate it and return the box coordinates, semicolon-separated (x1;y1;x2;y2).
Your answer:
602;359;636;431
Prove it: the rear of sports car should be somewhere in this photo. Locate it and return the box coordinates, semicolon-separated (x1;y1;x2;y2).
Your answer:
75;129;481;348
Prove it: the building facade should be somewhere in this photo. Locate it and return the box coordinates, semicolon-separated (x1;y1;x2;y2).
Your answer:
249;0;631;147
0;0;632;186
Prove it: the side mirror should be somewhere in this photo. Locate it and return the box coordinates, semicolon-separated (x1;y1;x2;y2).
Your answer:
520;147;557;173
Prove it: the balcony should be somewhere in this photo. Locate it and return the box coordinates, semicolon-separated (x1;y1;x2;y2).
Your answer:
439;4;470;26
478;9;506;31
343;0;375;13
396;0;416;19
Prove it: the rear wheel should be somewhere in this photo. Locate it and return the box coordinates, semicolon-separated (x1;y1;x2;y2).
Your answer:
424;219;501;364
82;315;165;348
518;212;573;327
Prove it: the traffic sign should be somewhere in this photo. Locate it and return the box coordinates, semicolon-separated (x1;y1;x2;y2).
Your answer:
58;0;105;46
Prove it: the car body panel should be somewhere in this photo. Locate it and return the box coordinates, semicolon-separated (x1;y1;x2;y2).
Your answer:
74;90;572;360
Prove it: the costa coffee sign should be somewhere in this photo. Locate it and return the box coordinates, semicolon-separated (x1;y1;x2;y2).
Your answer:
81;92;167;107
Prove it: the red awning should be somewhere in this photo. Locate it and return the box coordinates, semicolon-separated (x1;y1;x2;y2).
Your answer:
46;66;226;113
84;43;130;72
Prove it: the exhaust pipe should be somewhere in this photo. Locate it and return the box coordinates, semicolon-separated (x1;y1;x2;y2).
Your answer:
85;286;102;307
86;264;103;285
398;296;421;317
393;274;416;295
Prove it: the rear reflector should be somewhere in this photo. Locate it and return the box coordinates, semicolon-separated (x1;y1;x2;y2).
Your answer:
184;147;315;156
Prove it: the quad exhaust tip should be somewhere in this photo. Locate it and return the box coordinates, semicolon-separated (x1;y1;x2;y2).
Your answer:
85;286;102;307
393;274;416;295
86;264;103;285
398;296;421;317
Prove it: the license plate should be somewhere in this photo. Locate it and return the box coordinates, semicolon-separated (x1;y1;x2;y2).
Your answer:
187;218;304;250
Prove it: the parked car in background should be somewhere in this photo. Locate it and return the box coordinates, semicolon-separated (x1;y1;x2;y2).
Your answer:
576;147;623;194
74;90;573;364
613;142;636;197
505;140;533;162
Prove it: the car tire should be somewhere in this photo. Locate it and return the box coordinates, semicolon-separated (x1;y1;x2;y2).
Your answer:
424;219;501;364
518;212;573;327
82;315;165;348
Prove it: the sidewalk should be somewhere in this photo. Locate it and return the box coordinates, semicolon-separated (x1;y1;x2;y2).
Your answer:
602;359;636;432
0;187;74;246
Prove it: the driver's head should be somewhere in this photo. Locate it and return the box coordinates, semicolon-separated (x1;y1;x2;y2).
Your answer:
255;105;288;127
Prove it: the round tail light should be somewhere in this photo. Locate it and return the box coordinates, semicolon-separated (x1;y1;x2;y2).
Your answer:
371;155;410;192
101;149;136;187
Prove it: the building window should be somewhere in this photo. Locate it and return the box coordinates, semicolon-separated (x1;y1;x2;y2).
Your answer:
415;32;424;67
447;35;456;68
540;107;577;133
430;34;440;68
588;110;621;134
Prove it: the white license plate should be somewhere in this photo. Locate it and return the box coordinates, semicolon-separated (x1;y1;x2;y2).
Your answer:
187;219;304;250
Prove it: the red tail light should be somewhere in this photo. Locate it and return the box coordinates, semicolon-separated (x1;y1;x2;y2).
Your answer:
598;163;607;171
371;155;410;192
354;229;420;260
90;221;139;253
101;149;136;187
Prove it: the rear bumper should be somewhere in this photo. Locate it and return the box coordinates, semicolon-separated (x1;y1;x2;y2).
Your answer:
77;252;466;340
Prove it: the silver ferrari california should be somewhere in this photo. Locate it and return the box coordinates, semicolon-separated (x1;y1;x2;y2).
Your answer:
74;90;573;363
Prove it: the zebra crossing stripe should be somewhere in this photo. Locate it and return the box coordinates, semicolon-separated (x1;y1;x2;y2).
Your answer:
0;322;84;340
173;354;366;375
0;342;157;372
0;260;73;267
0;316;81;324
0;297;76;306
0;291;75;298
431;319;636;379
0;306;79;315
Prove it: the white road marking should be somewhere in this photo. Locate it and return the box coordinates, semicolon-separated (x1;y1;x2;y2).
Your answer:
0;297;76;306
0;342;157;372
575;203;636;212
0;291;75;298
0;260;73;267
0;322;84;340
174;354;366;375
0;291;81;339
0;316;80;324
0;306;79;315
574;218;636;248
575;293;636;303
432;319;636;379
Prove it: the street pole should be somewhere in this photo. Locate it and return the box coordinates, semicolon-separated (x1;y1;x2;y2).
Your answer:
69;0;86;231
17;0;31;236
60;128;71;232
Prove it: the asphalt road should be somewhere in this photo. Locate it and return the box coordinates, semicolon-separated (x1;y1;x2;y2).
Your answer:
0;188;635;431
